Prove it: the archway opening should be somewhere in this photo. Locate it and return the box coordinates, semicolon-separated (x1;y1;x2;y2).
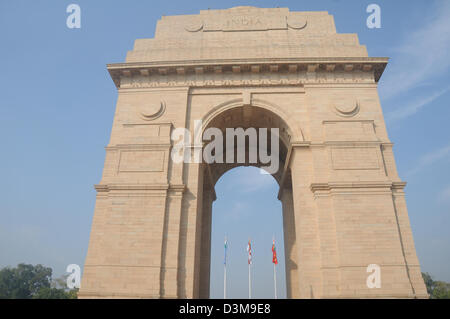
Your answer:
209;166;287;298
194;104;298;298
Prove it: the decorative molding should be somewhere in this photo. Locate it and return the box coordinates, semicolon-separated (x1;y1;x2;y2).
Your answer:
310;181;405;193
117;70;375;89
334;100;360;117
168;184;186;194
184;19;203;32
95;183;168;192
313;141;383;147
94;183;186;193
77;289;162;299
139;100;166;121
286;15;307;29
108;58;388;88
191;13;307;32
392;181;407;190
291;141;311;148
106;143;171;150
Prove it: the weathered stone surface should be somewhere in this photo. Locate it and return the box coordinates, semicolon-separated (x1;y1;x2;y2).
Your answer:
79;7;427;299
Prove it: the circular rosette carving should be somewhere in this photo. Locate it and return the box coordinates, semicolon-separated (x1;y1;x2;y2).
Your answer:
286;15;307;30
184;19;203;32
334;100;360;117
140;101;166;121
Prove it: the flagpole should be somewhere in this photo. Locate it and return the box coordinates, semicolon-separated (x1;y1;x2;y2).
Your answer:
272;235;277;299
224;262;227;299
224;236;227;299
247;239;252;299
274;262;277;299
248;262;251;299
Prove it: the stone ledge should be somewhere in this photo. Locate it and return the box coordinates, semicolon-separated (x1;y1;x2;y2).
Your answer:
107;57;388;88
94;183;185;193
321;293;427;299
78;290;161;299
310;181;406;193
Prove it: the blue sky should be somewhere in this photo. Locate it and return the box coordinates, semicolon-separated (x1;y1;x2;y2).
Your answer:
0;0;449;298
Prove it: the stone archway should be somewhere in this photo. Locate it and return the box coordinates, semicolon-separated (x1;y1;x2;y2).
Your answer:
79;7;428;299
194;103;297;298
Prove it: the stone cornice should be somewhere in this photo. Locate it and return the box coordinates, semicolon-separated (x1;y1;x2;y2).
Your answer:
105;143;172;150
310;181;406;193
77;289;161;299
392;181;407;190
107;57;388;88
94;183;186;193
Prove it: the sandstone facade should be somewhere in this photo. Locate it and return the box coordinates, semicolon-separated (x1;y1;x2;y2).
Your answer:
79;7;427;298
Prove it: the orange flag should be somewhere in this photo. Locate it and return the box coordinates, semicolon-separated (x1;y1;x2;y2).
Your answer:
272;239;278;265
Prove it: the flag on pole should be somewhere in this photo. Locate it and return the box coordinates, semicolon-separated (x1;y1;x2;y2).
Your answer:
224;236;228;299
247;240;252;265
224;237;228;265
272;239;278;265
247;239;252;299
272;237;278;299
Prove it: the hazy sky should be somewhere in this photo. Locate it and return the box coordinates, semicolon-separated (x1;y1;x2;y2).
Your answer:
0;0;449;298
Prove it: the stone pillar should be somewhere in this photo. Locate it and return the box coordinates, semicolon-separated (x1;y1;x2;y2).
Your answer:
160;185;185;298
312;185;341;298
179;161;204;298
80;184;169;298
279;178;300;298
391;185;428;298
289;146;323;298
198;177;214;298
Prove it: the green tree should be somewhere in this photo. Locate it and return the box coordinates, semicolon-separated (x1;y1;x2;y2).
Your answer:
422;272;434;296
431;281;450;299
66;289;78;299
0;264;77;299
0;264;52;298
422;272;450;299
33;287;70;299
51;273;78;299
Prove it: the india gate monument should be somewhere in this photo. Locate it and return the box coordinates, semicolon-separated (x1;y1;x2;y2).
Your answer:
79;7;428;298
